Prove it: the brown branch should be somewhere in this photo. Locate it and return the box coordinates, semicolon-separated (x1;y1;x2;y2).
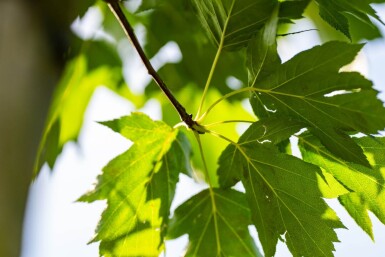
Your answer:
105;0;202;131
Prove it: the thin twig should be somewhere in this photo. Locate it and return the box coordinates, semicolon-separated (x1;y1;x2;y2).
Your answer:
277;29;318;37
106;0;199;130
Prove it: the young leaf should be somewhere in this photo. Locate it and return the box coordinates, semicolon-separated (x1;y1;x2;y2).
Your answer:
79;113;191;256
249;41;385;166
218;118;343;257
315;0;384;39
299;135;385;239
167;188;262;257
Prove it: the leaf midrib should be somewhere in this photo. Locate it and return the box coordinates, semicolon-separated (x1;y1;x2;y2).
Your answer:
253;46;356;91
237;145;330;256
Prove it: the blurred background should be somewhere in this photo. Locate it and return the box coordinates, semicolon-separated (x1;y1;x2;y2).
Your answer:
1;0;385;257
0;0;92;256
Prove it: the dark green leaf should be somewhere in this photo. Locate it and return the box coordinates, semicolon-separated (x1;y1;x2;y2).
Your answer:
191;0;310;51
315;0;384;39
168;188;262;257
218;118;342;257
80;113;191;256
218;117;305;188
249;41;385;166
246;3;281;118
279;0;311;20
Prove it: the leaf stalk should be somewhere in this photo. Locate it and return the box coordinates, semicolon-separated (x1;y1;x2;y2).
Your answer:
196;0;236;120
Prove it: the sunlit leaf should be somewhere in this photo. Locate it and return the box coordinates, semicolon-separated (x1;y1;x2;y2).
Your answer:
33;1;385;256
162;86;254;185
80;113;191;256
299;134;385;239
168;188;262;257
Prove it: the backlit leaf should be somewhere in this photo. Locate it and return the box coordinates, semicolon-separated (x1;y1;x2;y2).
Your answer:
162;86;254;186
80;113;191;256
299;134;385;239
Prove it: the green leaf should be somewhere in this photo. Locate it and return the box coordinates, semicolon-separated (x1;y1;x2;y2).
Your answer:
247;3;280;81
249;41;385;166
218;118;343;257
162;86;254;185
80;113;191;256
218;117;305;188
346;13;382;41
34;40;124;177
315;0;384;39
191;0;310;51
339;193;374;238
279;0;311;20
140;0;247;98
167;188;262;257
317;170;351;199
136;0;157;12
299;135;385;239
191;0;277;51
140;0;309;97
246;3;281;118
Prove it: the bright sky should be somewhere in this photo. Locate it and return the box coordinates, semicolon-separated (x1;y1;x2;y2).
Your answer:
21;4;385;257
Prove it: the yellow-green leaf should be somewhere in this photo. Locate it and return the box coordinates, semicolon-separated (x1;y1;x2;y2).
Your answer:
299;135;385;240
34;41;124;177
80;113;191;257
